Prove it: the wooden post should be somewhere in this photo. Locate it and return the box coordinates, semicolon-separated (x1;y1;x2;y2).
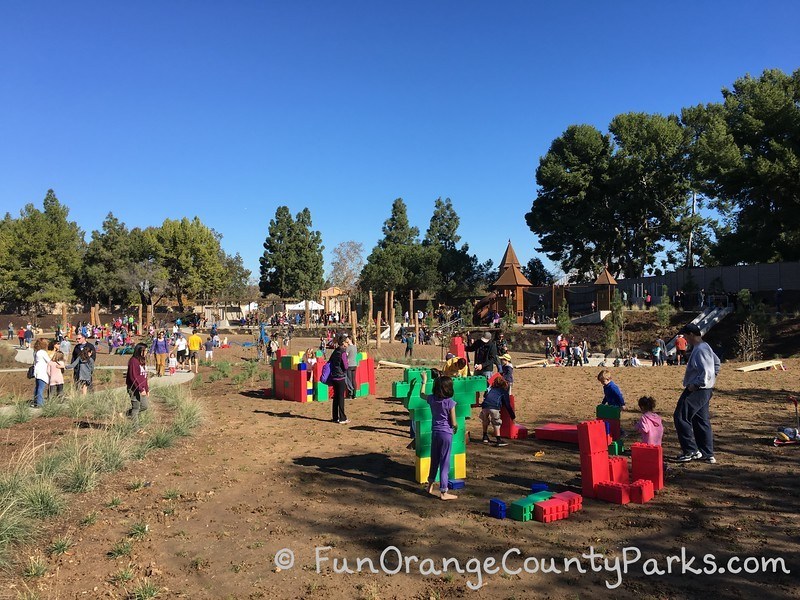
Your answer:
409;289;414;326
350;310;357;342
367;290;373;348
388;290;394;344
383;291;389;323
137;304;143;336
305;300;310;331
376;310;382;349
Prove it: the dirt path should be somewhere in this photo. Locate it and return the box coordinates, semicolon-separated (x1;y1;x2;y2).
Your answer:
2;346;799;599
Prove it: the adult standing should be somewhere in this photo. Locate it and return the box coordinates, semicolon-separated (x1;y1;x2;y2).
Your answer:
175;333;187;371
466;332;500;378
328;334;349;424
126;343;150;423
187;329;203;374
31;338;51;408
674;334;688;366
150;330;170;377
6;322;12;342
71;332;97;391
657;336;667;366
674;324;720;463
345;335;358;399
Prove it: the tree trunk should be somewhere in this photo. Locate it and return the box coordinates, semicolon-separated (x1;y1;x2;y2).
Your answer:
367;290;373;348
376;310;382;349
388;291;394;344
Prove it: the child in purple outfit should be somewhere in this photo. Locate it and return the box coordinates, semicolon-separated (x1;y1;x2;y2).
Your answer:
421;371;459;501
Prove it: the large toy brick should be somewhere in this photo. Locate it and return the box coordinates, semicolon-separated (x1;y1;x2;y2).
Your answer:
297;362;308;371
455;402;472;419
535;423;579;444
415;456;430;484
453;453;466;479
608;440;624;456
629;479;655;504
451;431;466;454
448;479;465;490
314;382;331;402
631;443;664;491
489;498;507;519
596;404;622;420
358;382;370;397
509;497;536;522
596;482;631;505
577;420;609;452
279;355;296;370
580;452;610;498
608;456;630;484
601;418;622;440
527;491;554;503
534;498;569;523
552;491;583;513
530;482;549;493
393;381;410;398
449;337;467;360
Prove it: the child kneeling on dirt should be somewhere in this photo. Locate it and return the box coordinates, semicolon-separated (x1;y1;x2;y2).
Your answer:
480;375;515;447
598;370;625;407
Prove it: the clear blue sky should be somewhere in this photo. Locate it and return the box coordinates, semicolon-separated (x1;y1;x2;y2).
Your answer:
2;1;798;282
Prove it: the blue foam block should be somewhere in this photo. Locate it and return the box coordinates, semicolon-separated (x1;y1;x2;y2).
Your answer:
530;482;549;493
489;498;507;519
448;479;465;490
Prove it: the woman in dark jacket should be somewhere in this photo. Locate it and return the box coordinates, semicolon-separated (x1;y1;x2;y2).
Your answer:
126;343;150;422
328;334;349;424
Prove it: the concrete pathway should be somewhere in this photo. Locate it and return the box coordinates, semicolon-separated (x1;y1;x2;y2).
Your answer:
0;339;195;416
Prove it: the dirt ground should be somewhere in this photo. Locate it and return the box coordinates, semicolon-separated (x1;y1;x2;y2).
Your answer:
1;335;799;600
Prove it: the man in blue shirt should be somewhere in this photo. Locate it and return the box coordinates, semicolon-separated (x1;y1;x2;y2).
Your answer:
674;324;720;464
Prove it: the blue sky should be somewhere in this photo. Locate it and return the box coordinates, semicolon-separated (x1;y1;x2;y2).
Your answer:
1;1;798;282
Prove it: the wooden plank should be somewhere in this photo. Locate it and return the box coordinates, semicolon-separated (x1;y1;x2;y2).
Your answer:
735;360;783;372
378;360;411;369
517;359;550;368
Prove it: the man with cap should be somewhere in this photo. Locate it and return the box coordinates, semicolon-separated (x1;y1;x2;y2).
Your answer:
674;323;720;463
465;331;501;379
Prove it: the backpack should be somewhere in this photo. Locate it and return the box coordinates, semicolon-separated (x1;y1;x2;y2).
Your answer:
27;364;35;379
320;362;331;384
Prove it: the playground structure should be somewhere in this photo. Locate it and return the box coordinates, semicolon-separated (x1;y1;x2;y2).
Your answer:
270;347;376;402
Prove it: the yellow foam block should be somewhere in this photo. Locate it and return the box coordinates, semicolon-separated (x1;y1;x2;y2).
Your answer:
454;453;466;479
415;456;430;484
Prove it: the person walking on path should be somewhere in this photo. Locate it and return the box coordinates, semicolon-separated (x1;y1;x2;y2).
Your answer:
17;327;25;349
31;338;51;408
187;329;203;374
150;331;170;377
126;343;150;423
674;323;720;464
328;334;349;424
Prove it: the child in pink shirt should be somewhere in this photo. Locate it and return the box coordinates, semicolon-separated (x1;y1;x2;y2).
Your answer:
635;396;663;445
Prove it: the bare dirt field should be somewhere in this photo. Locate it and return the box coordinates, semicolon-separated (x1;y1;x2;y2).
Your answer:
1;335;798;600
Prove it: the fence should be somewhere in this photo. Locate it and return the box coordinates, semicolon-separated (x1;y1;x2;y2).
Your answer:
616;262;800;304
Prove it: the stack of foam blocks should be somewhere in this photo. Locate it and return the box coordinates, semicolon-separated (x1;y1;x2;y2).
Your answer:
493;488;583;523
578;419;663;504
596;404;622;440
271;348;376;403
449;336;466;360
499;394;528;439
394;368;486;484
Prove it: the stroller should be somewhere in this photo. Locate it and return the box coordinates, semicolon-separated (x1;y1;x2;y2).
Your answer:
773;396;799;446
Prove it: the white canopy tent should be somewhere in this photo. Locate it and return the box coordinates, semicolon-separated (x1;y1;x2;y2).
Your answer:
285;300;325;311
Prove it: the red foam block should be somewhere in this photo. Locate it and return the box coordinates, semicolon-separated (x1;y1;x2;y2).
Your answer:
608;456;630;484
534;423;578;444
552;491;583;513
596;482;631;505
629;479;655;504
534;498;570;523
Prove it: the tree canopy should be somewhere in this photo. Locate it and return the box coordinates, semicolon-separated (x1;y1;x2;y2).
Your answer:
259;206;324;299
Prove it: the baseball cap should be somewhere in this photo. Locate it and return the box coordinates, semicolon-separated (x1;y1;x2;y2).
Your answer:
680;323;702;336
